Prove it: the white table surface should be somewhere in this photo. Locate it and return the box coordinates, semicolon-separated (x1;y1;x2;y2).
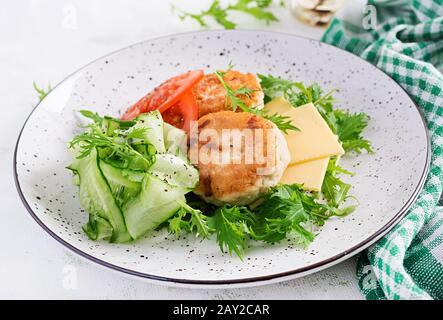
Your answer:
1;0;363;299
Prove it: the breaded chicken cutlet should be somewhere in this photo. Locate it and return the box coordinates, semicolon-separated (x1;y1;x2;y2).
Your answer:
190;111;290;205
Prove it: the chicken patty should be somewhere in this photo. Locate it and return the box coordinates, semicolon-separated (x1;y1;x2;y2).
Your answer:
192;70;265;118
189;111;290;205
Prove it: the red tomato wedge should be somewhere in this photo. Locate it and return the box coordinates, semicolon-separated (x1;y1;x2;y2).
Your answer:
178;92;198;132
162;92;198;132
121;70;204;120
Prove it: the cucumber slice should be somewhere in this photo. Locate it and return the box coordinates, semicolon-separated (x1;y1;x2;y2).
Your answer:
99;160;141;207
123;174;186;239
149;154;198;189
102;117;121;136
131;111;166;153
70;110;199;243
83;214;113;241
70;148;131;243
163;122;187;157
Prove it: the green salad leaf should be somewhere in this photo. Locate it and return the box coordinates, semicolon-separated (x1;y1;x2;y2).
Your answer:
174;184;357;260
33;81;52;102
209;205;255;259
257;74;297;103
69;110;199;242
250;184;315;245
169;200;214;239
174;0;277;30
174;0;236;29
332;110;373;154
228;0;278;24
321;158;353;208
258;73;373;154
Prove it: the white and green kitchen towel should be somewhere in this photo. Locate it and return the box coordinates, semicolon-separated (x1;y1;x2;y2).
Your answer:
322;0;443;300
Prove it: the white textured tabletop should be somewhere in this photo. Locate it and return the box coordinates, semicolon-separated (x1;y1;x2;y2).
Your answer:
1;0;363;299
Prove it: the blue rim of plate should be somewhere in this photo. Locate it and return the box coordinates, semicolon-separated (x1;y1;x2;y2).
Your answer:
13;30;431;286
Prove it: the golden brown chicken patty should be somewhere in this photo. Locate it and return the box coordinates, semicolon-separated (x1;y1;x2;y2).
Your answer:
192;70;265;118
189;111;290;205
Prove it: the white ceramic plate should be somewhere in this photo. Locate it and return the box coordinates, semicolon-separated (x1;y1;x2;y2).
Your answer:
15;30;429;288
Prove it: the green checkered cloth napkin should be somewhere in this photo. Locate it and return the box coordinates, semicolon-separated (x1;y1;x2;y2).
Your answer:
321;0;443;300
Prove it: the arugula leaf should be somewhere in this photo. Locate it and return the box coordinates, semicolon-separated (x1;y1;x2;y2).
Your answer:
322;172;350;207
78;110;136;133
168;201;213;239
342;139;373;154
249;108;299;134
168;207;190;236
192;182;358;259
79;110;104;125
33;81;52;102
215;68;299;133
258;74;327;107
209;205;255;259
228;0;278;24
173;0;236;29
251;184;316;245
258;74;373;154
169;180;357;259
333;110;373;154
334;110;368;141
182;201;213;238
174;0;277;30
257;73;297;101
251;183;357;246
321;158;354;207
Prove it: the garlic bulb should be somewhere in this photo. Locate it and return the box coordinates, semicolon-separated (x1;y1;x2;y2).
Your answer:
291;0;345;26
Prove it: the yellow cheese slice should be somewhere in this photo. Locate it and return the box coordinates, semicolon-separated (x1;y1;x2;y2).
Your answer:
283;103;344;164
264;97;293;115
280;157;330;191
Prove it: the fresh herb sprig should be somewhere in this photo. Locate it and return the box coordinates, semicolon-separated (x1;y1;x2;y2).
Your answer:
333;111;373;154
173;0;278;30
214;68;298;133
33;81;52;102
251;183;356;245
69;115;155;170
70;125;148;160
168;202;255;260
167;183;355;260
250;184;315;245
258;74;373;154
321;157;354;208
210;205;256;259
169;200;214;239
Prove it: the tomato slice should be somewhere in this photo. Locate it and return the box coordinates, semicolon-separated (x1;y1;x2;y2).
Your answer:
121;70;204;120
162;91;198;132
177;92;198;132
161;104;183;129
